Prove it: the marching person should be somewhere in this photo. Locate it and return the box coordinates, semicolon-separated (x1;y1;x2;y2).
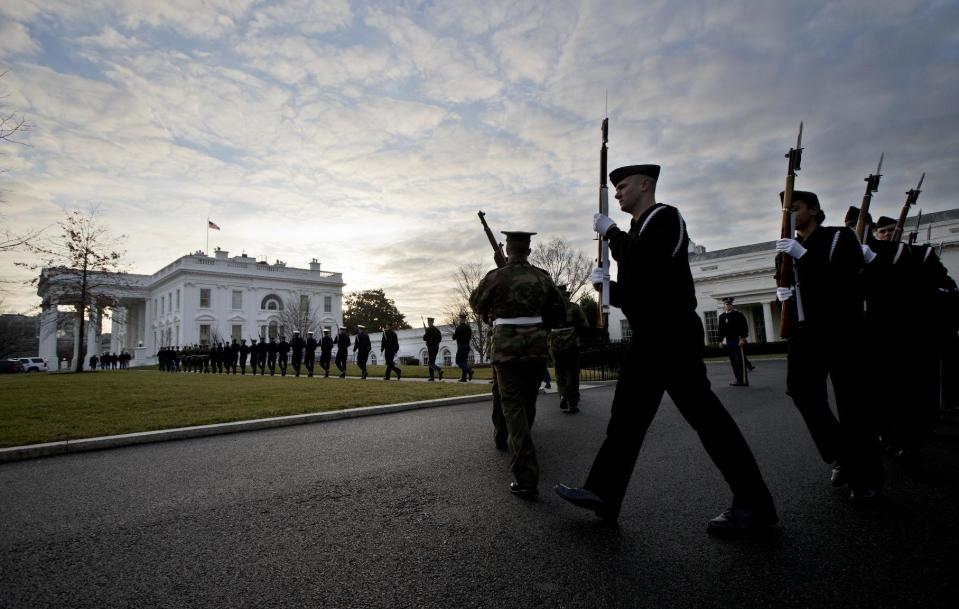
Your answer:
453;313;474;382
776;191;882;500
277;335;290;376
239;339;250;375
291;330;305;377
304;331;317;377
549;285;589;413
554;164;777;533
267;336;278;376
334;327;350;378
423;317;444;381
353;325;372;379
319;328;334;377
256;337;267;375
470;230;565;499
718;297;750;387
381;323;402;381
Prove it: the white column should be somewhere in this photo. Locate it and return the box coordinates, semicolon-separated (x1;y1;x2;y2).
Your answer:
762;301;776;344
38;300;59;365
86;304;98;360
71;310;81;370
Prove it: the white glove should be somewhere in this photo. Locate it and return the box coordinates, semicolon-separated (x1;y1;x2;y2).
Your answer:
590;267;609;286
593;213;617;237
776;238;807;259
776;287;795;302
861;244;877;264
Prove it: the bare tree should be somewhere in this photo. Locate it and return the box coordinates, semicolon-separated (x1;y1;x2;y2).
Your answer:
529;237;592;301
274;295;325;337
445;262;494;363
17;208;129;372
0;69;41;253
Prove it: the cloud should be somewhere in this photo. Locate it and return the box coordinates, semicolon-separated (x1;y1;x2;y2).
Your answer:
0;20;39;57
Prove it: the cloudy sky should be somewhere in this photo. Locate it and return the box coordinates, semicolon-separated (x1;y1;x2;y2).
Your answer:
1;0;957;319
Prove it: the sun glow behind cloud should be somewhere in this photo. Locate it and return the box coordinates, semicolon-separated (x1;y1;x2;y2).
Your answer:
1;0;958;318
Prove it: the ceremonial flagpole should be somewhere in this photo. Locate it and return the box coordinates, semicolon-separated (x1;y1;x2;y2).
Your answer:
206;217;210;255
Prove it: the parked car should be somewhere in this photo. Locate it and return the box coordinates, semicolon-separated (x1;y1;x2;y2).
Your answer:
16;357;50;372
0;359;25;373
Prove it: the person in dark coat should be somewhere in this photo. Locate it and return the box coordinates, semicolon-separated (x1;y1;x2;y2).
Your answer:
278;335;290;376
381;323;402;381
304;331;318;377
353;325;372;379
776;191;881;501
423;317;444;381
257;338;267;375
267;337;278;376
239;339;250;375
319;328;334;377
718;297;750;386
555;163;777;533
333;328;350;378
453;313;474;382
290;330;305;377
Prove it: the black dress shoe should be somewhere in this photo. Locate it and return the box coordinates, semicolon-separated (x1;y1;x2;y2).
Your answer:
707;508;778;535
554;484;613;520
439;369;444;380
830;463;846;487
560;398;569;411
849;488;882;503
509;482;538;499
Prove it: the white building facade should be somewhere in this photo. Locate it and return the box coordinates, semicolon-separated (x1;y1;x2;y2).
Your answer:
37;249;344;367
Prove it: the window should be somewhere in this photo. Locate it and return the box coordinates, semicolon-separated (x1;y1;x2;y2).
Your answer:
300;295;310;311
232;325;242;342
200;288;211;308
261;294;283;311
620;319;632;342
160;297;165;315
269;321;278;339
324;295;332;313
168;293;172;313
442;349;452;367
420;349;428;365
259;325;267;340
176;289;180;311
703;311;719;347
154;299;158;316
753;307;767;344
199;324;211;346
232;290;243;310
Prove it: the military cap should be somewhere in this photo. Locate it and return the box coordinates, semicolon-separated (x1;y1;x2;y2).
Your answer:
293;330;300;334
844;205;872;226
427;317;435;322
722;297;735;304
876;216;896;229
458;312;467;318
609;164;660;186
323;328;331;333
781;190;820;209
500;231;536;245
357;324;365;329
307;331;314;335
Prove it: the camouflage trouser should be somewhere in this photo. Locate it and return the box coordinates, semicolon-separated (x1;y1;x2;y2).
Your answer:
493;361;544;489
552;348;581;407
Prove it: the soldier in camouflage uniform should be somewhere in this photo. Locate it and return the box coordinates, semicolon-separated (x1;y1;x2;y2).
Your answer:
470;231;564;499
549;285;589;413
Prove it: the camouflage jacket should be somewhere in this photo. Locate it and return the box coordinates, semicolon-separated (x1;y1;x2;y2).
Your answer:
548;299;588;353
469;260;564;363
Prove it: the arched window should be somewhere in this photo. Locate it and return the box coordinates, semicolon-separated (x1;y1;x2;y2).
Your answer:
261;294;284;311
442;348;452;367
420;349;429;366
269;321;279;339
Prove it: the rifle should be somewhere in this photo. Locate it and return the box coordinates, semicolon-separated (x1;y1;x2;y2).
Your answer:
908;209;922;246
892;173;924;244
777;122;805;339
596;112;610;330
477;211;507;268
854;153;883;242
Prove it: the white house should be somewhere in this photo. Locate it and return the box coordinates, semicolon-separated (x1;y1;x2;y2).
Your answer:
37;249;344;368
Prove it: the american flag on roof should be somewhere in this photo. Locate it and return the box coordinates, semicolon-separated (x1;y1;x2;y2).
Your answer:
208;220;221;230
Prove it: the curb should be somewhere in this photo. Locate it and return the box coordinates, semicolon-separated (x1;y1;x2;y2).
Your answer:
0;393;494;464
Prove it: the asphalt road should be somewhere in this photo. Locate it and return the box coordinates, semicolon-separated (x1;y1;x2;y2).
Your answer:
2;360;958;608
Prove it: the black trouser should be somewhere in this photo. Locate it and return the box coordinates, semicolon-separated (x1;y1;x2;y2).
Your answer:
239;356;247;375
335;350;347;374
292;352;303;376
384;350;401;379
258;355;266;374
584;320;775;519
427;346;442;379
268;355;277;375
356;350;369;377
305;352;315;377
320;352;332;376
725;341;746;384
787;328;883;490
455;345;472;380
279;355;288;376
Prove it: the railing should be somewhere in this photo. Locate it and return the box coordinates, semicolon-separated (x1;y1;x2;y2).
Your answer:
578;337;629;382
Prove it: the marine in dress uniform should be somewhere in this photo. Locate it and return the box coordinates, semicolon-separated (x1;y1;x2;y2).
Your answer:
381;323;402;380
256;339;267;375
776;192;882;500
353;325;372;379
549;285;589;413
267;337;278;376
278;335;290;376
453;313;474;382
423;318;444;381
239;339;250;375
718;297;750;386
470;230;565;499
555;164;777;533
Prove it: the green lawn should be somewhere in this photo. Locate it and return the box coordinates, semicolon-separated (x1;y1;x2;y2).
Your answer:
0;370;492;449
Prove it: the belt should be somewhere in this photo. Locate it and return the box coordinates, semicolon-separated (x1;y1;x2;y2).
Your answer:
494;316;543;326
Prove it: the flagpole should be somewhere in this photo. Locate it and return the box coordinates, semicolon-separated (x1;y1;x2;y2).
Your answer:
206;217;209;255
